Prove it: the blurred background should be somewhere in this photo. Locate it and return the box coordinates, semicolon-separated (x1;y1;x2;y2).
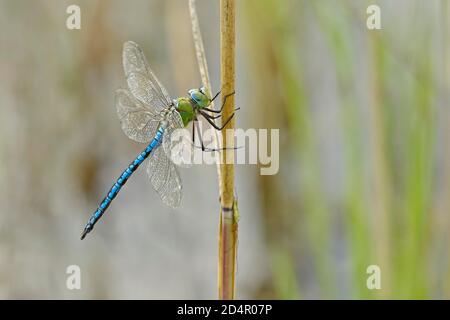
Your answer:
0;0;448;299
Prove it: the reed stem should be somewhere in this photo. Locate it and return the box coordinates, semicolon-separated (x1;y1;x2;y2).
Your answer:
188;0;238;300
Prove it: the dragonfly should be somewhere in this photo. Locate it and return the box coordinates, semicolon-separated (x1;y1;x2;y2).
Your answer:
81;41;235;240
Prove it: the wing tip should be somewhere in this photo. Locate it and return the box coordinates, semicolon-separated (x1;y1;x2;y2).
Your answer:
124;40;139;51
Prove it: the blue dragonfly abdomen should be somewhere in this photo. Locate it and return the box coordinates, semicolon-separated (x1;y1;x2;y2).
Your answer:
81;123;166;240
81;41;186;240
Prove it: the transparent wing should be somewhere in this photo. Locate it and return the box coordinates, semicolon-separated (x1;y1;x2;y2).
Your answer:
147;145;182;208
161;111;192;168
123;41;172;112
115;88;159;143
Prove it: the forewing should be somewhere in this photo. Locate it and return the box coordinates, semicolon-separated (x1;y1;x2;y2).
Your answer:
115;88;159;143
123;41;172;111
147;145;182;208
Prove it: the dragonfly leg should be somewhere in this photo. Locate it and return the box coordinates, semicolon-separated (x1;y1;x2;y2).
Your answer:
189;119;207;150
205;113;224;120
204;91;236;113
195;120;208;151
192;119;239;152
210;90;221;102
192;119;196;144
219;91;235;112
199;109;235;131
190;119;212;151
203;106;240;115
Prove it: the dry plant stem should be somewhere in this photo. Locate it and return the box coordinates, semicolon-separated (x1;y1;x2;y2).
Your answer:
188;0;238;300
188;0;221;178
218;0;237;300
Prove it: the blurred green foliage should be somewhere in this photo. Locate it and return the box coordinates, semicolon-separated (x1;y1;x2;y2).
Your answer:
242;0;447;299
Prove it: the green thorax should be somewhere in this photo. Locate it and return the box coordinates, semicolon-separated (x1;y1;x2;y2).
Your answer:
175;87;212;126
175;97;196;127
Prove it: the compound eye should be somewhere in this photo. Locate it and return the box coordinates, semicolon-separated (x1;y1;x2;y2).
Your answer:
190;91;201;104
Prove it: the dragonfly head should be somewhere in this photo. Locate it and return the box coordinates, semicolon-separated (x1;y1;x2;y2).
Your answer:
189;87;211;109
